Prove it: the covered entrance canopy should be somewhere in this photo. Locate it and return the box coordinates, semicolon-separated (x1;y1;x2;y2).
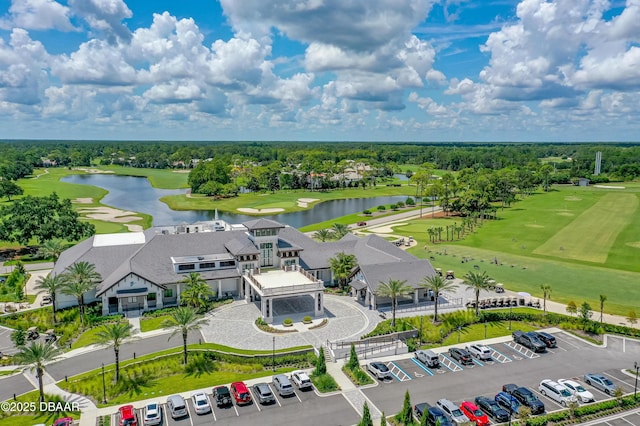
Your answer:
244;265;325;323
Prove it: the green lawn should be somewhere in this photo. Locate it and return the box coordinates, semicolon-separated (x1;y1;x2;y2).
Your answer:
140;315;169;332
71;322;125;349
300;204;423;232
437;320;536;347
533;192;638;263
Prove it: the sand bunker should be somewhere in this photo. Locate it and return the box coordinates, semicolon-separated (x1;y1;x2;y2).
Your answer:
557;212;574;216
525;224;544;228
172;170;190;173
297;198;319;208
125;224;144;232
73;168;114;174
626;241;640;249
78;207;142;223
72;198;93;204
237;207;285;214
594;185;625;189
564;196;582;201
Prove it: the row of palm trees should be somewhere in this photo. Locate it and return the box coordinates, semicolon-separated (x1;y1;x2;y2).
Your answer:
375;270;494;328
15;305;207;404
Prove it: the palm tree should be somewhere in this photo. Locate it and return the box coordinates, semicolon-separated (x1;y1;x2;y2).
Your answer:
162;306;209;364
421;274;459;323
463;270;492;316
313;228;334;242
34;274;65;323
15;341;62;402
331;223;350;239
328;252;357;289
93;322;137;382
180;272;213;312
37;238;67;263
540;284;552;315
375;279;414;328
61;261;101;327
599;294;607;323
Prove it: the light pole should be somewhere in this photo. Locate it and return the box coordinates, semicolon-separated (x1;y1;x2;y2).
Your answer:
484;321;487;339
634;361;639;400
457;326;461;343
101;363;106;404
272;336;276;372
419;315;423;346
509;303;513;331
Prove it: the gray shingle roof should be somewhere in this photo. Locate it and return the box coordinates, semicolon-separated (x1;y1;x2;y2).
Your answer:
243;218;285;230
358;260;437;293
225;238;259;256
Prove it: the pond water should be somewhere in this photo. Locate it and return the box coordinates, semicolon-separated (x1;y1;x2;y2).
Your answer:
62;174;410;228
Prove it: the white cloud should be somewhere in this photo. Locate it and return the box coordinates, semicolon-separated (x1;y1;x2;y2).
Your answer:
0;0;76;31
68;0;132;43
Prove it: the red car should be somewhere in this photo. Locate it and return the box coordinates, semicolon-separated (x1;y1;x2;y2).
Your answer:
118;404;137;426
460;401;489;426
230;381;252;405
53;418;74;426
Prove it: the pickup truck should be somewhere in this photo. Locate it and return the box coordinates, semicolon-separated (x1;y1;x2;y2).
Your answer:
512;330;547;353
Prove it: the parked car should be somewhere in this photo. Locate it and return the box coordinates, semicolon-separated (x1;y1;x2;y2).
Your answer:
448;347;473;365
118;404;138;426
273;374;295;397
466;344;492;361
533;331;557;348
512;386;545;414
191;391;211;414
53;418;74;426
254;382;276;404
367;361;391;380
415;349;440;368
230;381;252;405
414;402;453;426
142;402;162;426
539;380;577;406
584;373;619;395
512;330;547;353
495;392;520;414
502;383;518;394
474;396;509;423
290;370;313;390
357;221;367;226
40;294;52;306
436;398;471;424
166;395;188;419
460;401;490;426
213;385;232;407
558;378;595;403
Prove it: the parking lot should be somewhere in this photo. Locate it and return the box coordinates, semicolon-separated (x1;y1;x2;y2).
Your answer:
111;380;359;426
363;332;640;424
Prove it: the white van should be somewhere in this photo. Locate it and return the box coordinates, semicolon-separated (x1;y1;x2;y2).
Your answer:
539;379;577;406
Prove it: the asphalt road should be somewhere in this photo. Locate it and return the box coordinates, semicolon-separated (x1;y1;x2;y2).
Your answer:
0;331;202;402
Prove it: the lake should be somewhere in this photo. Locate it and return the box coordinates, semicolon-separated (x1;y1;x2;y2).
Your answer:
62;174;410;228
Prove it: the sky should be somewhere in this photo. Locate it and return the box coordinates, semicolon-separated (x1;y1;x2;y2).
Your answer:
0;0;639;142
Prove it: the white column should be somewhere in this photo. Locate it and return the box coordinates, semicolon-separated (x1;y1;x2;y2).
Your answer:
414;289;419;305
218;280;222;298
176;284;181;305
117;298;123;313
102;296;108;316
157;289;164;309
143;296;148;310
371;294;377;310
314;292;323;316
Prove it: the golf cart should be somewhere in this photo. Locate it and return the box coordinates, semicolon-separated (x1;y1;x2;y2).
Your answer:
445;270;455;279
495;283;505;293
27;326;39;341
44;329;57;344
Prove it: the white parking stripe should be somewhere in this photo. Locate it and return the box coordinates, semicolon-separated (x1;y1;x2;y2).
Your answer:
620;416;635;425
294;391;302;403
270;384;282;407
248;387;261;412
185;402;194;426
233;404;239;416
601;372;635;391
207;394;217;421
555;335;580;349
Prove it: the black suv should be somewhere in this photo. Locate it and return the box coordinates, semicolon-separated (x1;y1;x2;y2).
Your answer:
414;402;453;426
213;385;232;407
533;331;557;348
513;387;545;414
512;330;547;353
474;396;509;422
448;347;473;365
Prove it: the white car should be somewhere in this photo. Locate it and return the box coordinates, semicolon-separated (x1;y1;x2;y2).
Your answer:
466;344;492;361
291;370;313;390
558;379;595;403
191;391;211;415
367;361;391;380
143;402;162;426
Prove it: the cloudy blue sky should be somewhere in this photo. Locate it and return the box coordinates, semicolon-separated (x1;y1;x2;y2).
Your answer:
0;0;639;142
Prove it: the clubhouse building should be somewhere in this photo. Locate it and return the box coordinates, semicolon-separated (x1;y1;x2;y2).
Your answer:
53;219;437;322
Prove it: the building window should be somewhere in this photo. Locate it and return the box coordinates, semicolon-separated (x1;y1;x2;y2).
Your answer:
260;242;273;267
128;297;136;303
178;264;195;271
147;292;156;301
242;263;254;271
220;260;236;267
199;262;216;269
284;259;296;267
164;289;173;298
